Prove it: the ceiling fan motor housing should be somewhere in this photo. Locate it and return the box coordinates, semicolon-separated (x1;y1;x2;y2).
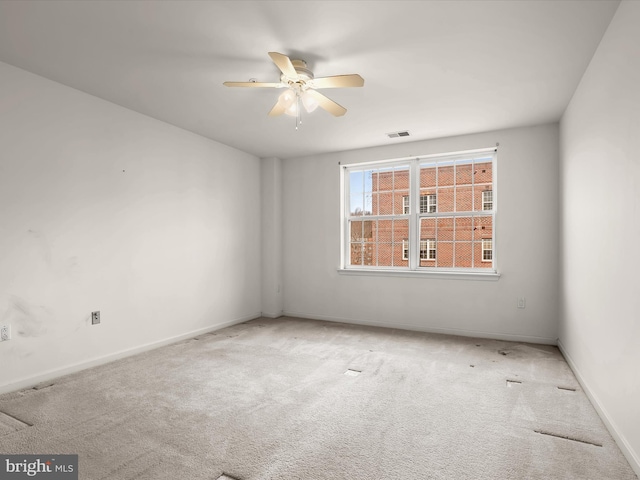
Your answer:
289;60;314;82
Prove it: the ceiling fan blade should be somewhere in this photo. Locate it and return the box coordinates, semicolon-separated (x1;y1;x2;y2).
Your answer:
311;74;364;89
268;52;298;79
305;90;347;117
268;102;286;117
223;81;282;88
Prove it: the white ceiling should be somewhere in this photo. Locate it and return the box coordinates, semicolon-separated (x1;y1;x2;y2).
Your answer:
0;0;619;159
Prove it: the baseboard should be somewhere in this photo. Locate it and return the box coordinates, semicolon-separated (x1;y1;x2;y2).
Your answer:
558;339;640;477
282;310;557;345
261;311;283;319
0;312;261;396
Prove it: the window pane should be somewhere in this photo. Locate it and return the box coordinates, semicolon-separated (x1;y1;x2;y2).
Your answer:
473;160;492;212
474;160;492;184
436;217;454;268
455;240;473;267
420;161;437;188
393;219;409;266
350;243;363;266
394;191;408;215
377;219;393;242
350;193;364;216
420;218;437;238
364;242;377;266
349;170;364;195
350;220;363;241
393;166;409;215
437;186;454;212
437;241;454;268
475;214;493;239
456;185;473;212
437;164;455;187
371;165;410;215
456;161;473;185
474;214;493;268
455;217;473;241
378;243;393;266
437;217;454;241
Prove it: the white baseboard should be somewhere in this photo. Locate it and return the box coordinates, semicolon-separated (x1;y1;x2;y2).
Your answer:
282;310;557;345
261;311;283;319
0;312;261;396
558;339;640;477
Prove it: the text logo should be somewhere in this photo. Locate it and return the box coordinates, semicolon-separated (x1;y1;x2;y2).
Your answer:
0;455;77;479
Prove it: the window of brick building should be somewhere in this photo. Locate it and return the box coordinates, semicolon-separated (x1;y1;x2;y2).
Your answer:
482;190;493;211
420;194;437;213
420;239;436;260
404;239;436;260
405;194;437;214
403;195;410;214
341;148;496;275
482;239;493;261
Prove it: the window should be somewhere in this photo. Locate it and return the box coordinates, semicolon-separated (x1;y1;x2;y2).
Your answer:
420;194;437;213
482;190;493;211
406;194;437;214
403;195;410;214
342;148;496;273
482;239;493;261
403;238;436;260
420;239;436;260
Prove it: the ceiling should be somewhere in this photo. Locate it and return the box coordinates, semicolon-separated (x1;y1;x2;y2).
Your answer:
0;0;619;160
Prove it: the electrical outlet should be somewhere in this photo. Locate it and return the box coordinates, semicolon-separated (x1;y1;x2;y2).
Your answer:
0;324;10;341
91;311;101;325
517;297;526;309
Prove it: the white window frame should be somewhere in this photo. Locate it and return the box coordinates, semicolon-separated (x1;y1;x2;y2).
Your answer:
403;195;410;214
339;147;499;280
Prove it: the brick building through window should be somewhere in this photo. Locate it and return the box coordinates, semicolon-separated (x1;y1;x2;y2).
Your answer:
347;151;494;270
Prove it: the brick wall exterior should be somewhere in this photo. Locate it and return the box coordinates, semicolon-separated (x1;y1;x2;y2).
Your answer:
350;161;493;268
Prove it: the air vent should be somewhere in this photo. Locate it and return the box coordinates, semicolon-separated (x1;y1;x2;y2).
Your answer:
387;131;410;138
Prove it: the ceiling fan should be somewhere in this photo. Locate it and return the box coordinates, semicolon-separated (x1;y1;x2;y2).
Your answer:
223;52;364;120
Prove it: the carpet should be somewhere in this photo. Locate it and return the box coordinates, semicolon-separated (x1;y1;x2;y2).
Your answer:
0;317;636;479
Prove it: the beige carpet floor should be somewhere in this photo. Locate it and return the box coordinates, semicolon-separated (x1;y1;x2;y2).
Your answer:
0;317;636;479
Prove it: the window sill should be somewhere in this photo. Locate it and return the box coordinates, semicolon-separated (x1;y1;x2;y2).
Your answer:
337;267;500;281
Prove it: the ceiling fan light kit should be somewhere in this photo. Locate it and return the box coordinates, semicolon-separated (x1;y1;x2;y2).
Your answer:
224;52;364;129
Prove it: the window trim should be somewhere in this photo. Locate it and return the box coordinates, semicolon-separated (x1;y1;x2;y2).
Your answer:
339;147;498;278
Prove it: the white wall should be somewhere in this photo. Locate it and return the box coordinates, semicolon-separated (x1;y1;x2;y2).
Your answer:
0;61;261;392
559;0;640;474
261;157;283;317
282;124;560;344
